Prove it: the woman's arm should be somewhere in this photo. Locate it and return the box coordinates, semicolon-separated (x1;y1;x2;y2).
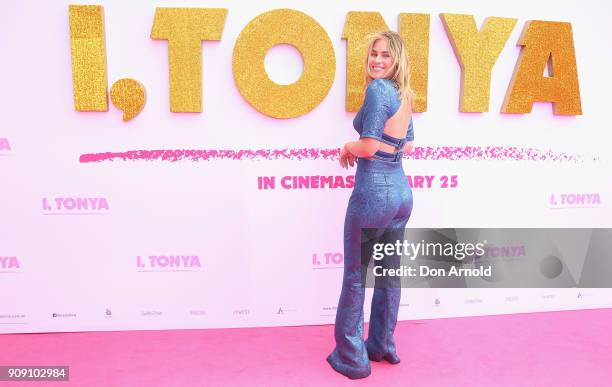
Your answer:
344;138;380;158
339;138;381;169
339;80;388;168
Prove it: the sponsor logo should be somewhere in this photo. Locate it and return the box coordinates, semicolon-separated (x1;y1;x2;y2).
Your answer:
52;313;77;318
141;310;163;316
576;291;593;299
0;314;26;319
277;307;297;315
320;306;337;316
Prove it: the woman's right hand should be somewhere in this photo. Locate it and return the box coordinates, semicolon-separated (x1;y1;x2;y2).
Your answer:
339;144;356;169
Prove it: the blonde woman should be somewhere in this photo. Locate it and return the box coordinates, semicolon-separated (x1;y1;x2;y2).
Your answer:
327;31;415;379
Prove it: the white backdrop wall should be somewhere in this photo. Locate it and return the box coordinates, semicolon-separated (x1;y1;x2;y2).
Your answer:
1;0;611;333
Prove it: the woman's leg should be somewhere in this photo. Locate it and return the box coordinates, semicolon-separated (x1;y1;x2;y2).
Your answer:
366;217;408;363
366;181;413;363
327;184;394;379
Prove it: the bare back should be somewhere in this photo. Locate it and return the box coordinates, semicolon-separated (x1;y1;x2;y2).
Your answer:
379;98;412;154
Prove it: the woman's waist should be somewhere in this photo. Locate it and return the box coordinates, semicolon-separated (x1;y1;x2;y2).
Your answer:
363;148;404;163
355;157;405;173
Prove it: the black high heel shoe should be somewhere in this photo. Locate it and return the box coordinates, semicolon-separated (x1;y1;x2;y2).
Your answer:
382;353;401;364
367;351;401;364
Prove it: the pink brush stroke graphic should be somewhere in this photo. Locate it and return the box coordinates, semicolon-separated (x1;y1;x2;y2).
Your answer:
79;146;586;163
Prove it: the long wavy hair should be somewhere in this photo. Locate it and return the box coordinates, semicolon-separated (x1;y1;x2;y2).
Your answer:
363;31;416;106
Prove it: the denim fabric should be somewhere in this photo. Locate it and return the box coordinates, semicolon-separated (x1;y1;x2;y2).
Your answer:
327;158;413;379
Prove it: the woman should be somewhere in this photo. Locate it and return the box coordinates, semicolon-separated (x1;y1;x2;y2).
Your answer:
327;31;415;379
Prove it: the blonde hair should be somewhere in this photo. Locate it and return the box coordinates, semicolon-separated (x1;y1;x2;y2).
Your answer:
363;31;416;106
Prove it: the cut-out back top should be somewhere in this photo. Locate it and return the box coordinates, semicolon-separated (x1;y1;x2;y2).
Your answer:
353;78;414;162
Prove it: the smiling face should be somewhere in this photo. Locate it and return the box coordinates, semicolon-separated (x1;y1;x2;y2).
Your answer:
368;38;395;79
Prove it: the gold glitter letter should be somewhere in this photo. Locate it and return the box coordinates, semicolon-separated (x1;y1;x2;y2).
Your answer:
399;13;430;113
151;8;227;112
232;9;335;118
342;12;430;112
69;5;108;111
342;12;389;112
441;14;517;112
502;21;582;115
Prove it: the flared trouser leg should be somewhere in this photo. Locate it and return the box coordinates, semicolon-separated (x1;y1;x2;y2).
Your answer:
365;216;409;362
326;194;377;379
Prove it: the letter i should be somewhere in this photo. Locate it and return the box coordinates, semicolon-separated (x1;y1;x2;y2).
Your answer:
69;5;108;111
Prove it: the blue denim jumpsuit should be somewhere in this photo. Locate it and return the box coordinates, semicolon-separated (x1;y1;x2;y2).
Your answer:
327;78;414;379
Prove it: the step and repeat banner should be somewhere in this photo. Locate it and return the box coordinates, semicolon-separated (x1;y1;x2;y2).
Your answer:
1;0;611;333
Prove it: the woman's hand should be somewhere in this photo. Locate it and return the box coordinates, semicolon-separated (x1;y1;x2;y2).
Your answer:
339;143;356;169
403;141;414;154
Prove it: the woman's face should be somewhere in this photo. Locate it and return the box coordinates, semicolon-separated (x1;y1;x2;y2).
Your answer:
368;38;394;79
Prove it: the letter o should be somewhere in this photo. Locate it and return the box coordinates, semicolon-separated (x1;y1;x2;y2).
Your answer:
232;9;336;118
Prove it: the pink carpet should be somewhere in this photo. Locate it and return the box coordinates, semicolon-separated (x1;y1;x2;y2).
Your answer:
2;308;611;386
